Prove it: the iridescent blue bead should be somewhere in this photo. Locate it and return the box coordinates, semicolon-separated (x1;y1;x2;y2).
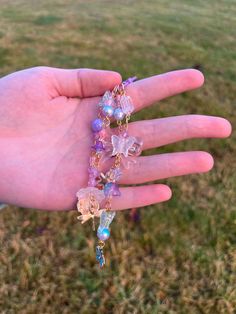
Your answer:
102;105;114;118
91;118;103;132
97;227;110;241
113;108;125;121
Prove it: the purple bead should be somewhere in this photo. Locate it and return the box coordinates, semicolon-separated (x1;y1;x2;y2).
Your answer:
113;108;125;121
92;140;104;152
88;167;99;178
101;105;114;118
91;118;103;132
123;76;137;87
104;182;121;197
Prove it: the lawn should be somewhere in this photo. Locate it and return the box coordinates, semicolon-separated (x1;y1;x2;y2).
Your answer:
0;0;235;313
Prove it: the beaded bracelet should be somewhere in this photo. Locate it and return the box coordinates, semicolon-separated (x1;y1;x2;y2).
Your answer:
76;77;143;267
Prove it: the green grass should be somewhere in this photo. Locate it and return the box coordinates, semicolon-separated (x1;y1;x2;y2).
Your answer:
0;0;236;313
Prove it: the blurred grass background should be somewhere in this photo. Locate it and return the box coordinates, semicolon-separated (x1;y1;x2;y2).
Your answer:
0;0;235;313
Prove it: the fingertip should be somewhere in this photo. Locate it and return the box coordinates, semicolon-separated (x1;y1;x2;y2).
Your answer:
195;69;204;86
100;70;122;90
206;153;214;171
156;184;172;201
211;117;232;138
111;71;122;85
197;151;214;172
188;69;205;88
163;185;172;201
220;118;232;137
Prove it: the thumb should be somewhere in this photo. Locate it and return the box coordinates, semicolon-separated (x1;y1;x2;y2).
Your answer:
50;67;122;98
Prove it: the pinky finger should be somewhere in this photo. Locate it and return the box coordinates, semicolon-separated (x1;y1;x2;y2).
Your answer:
111;184;172;211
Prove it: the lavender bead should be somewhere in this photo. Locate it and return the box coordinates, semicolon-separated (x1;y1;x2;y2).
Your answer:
113;108;125;121
91;118;103;132
102;105;114;118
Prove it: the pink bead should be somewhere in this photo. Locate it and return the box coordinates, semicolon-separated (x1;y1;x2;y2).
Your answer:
99;129;106;139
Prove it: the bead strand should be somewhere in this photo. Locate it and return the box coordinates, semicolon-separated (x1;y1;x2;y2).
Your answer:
76;77;143;268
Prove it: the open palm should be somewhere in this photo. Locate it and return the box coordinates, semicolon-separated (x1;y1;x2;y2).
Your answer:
0;67;231;210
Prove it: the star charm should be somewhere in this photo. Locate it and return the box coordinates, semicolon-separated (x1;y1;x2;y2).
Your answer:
111;135;136;157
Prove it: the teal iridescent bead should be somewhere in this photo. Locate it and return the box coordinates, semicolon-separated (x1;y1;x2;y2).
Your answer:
113;108;125;121
101;105;114;118
97;227;110;241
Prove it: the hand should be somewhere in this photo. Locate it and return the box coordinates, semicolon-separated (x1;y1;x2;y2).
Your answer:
0;67;231;210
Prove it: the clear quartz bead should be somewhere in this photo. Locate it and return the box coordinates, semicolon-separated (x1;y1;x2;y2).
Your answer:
120;95;134;115
98;91;115;108
128;137;143;156
99;211;116;229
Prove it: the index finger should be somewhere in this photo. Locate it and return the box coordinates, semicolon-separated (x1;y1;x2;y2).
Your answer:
126;69;204;111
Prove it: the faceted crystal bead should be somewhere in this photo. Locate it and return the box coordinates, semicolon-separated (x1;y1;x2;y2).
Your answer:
119;95;134;115
98;91;115;108
128;137;143;156
99;210;116;229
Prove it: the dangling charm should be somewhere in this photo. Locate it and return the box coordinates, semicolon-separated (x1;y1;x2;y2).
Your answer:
96;242;105;268
97;211;116;241
76;187;104;226
95;211;116;267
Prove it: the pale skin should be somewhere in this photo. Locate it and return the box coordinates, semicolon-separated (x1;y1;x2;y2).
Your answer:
0;67;232;211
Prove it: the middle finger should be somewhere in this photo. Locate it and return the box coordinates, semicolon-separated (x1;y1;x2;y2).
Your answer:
120;151;214;184
128;115;231;150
